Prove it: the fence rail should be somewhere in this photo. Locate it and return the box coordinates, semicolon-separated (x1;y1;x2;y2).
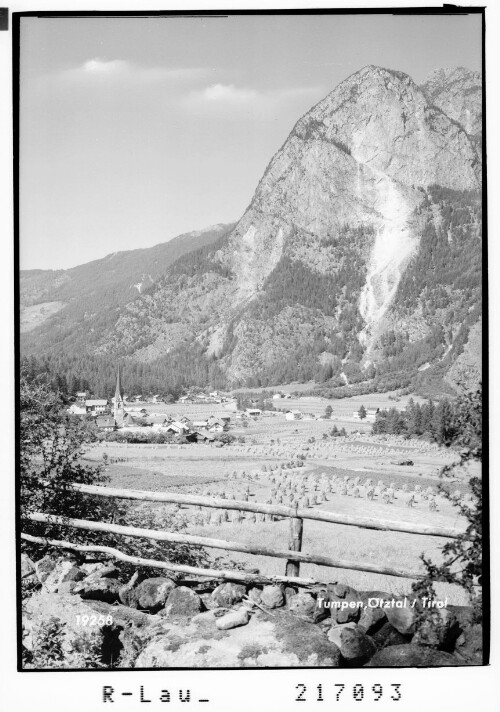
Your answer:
24;481;464;586
27;511;426;580
21;533;318;586
52;481;462;539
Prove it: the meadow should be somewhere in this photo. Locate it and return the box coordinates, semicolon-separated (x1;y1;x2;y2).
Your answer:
83;392;477;606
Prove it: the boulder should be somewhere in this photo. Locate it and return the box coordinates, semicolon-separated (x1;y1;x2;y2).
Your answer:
42;560;86;593
21;553;39;593
357;604;387;634
325;583;362;624
260;585;284;609
162;586;203;621
34;556;57;584
136;609;342;668
191;609;228;626
119;577;176;613
454;623;483;665
327;621;357;646
384;597;417;635
80;562;117;576
210;582;247;608
284;586;298;605
328;624;377;665
287;592;329;623
366;644;461;667
247;587;262;605
371;622;412;649
216;608;250;630
21;554;36;579
57;581;80;595
73;573;122;604
88;564;120;579
357;590;390;633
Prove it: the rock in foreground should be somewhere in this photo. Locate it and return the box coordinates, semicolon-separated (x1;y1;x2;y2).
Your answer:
366;644;461;667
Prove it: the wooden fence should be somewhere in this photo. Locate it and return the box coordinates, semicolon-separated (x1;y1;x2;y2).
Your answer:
21;482;463;588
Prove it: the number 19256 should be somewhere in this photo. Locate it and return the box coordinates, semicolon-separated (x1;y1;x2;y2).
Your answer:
295;683;402;703
76;614;114;626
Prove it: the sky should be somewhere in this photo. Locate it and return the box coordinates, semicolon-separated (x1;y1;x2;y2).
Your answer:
19;12;482;270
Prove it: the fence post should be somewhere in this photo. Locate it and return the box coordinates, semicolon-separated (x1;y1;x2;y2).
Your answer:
286;505;303;578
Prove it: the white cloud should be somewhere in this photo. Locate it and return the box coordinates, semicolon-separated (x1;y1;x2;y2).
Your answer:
59;59;208;86
202;83;259;104
82;58;129;74
184;83;325;118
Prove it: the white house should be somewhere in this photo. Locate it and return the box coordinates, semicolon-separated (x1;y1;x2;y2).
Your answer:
68;404;87;416
352;408;378;422
95;415;116;432
272;393;283;400
246;408;262;417
285;410;302;421
208;422;225;433
85;399;108;415
163;421;190;435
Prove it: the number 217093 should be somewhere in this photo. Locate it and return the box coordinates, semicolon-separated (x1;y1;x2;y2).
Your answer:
295;683;402;703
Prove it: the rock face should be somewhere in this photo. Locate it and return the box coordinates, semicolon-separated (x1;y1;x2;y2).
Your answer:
421;67;482;141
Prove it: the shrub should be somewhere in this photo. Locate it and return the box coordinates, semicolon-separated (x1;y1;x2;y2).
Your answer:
411;385;483;630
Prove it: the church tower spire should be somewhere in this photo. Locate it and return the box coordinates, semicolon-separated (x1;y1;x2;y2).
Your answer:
113;366;124;423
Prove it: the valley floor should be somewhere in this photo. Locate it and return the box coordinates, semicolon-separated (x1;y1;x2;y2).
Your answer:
84;395;477;606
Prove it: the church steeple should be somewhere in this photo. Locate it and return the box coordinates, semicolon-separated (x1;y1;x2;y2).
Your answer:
114;366;123;404
113;366;124;422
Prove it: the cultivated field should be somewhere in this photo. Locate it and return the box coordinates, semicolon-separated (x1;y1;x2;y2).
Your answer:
84;394;478;606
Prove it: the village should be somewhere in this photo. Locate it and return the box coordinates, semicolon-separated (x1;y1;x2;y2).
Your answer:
67;369;380;442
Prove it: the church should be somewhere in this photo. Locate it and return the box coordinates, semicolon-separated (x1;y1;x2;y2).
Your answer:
97;367;136;431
